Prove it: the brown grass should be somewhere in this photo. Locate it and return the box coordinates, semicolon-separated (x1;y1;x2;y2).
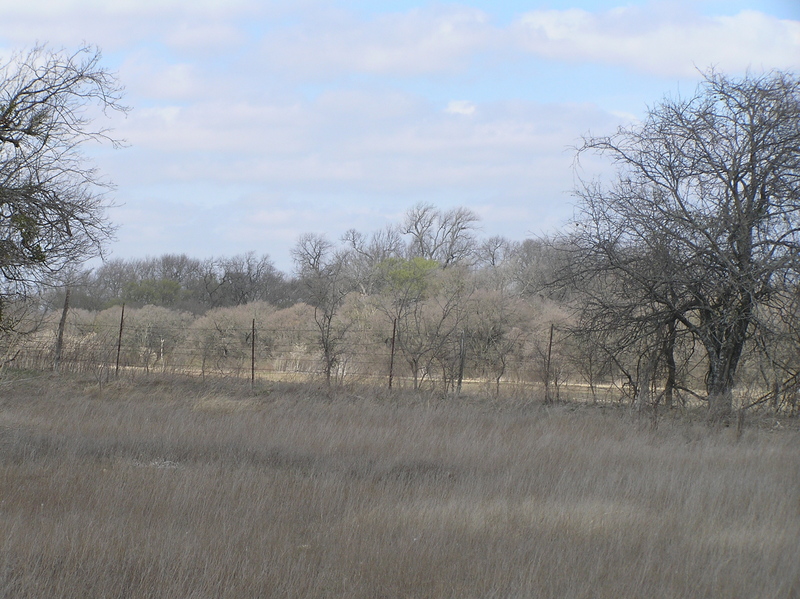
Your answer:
1;373;799;598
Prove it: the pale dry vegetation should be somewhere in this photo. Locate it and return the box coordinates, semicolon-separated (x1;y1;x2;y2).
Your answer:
1;374;798;598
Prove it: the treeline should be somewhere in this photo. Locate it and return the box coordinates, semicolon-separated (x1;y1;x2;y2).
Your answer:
14;201;795;413
33;204;577;395
44;204;554;314
46;252;301;313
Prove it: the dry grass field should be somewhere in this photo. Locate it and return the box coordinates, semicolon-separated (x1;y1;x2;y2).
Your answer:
1;373;798;598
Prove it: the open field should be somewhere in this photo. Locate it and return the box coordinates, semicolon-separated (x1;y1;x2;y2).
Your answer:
1;373;799;598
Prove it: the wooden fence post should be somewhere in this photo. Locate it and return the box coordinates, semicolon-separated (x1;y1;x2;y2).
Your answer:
53;287;70;373
456;329;466;395
545;323;554;403
388;318;397;390
115;304;125;377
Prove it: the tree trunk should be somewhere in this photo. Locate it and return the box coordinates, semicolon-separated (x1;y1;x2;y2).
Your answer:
324;351;332;387
53;287;71;373
663;320;676;409
705;346;739;423
701;300;752;423
707;389;733;423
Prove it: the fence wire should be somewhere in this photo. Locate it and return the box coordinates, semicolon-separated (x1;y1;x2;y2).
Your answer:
1;317;579;397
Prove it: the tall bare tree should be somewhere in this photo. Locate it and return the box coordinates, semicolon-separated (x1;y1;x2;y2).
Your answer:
342;225;404;295
570;70;800;420
403;203;480;267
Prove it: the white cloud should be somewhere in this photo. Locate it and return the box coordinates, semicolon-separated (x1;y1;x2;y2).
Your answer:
514;7;800;76
164;21;246;52
0;0;261;18
158;63;205;98
99;84;620;269
106;85;613;199
259;6;495;77
0;0;262;52
446;100;477;116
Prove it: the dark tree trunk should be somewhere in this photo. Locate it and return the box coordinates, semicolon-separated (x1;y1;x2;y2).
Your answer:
663;320;677;409
53;287;71;373
704;333;746;422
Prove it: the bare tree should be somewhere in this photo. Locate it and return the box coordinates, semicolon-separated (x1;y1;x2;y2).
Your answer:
292;234;354;386
0;45;127;328
570;70;800;421
342;225;404;295
507;238;572;301
472;236;516;292
466;290;527;396
217;252;285;306
403;203;480;267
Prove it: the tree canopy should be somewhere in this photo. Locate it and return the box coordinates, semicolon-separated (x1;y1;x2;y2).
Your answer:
0;45;127;326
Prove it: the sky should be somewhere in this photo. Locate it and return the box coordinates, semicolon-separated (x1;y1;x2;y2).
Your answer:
1;1;798;273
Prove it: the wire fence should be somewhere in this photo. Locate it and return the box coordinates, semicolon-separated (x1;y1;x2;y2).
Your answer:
0;309;617;401
6;312;797;413
3;305;798;414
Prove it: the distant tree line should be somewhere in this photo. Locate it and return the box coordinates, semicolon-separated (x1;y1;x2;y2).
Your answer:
47;252;301;313
22;203;578;397
19;187;799;418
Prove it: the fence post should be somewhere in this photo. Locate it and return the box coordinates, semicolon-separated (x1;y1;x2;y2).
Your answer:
388;318;397;390
456;329;466;395
53;286;70;373
544;323;554;403
251;318;256;390
115;304;125;377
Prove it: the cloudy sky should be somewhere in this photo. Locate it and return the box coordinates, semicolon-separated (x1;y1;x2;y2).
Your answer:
1;1;798;272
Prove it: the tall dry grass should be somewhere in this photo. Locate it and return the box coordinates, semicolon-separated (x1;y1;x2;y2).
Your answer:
0;373;798;598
